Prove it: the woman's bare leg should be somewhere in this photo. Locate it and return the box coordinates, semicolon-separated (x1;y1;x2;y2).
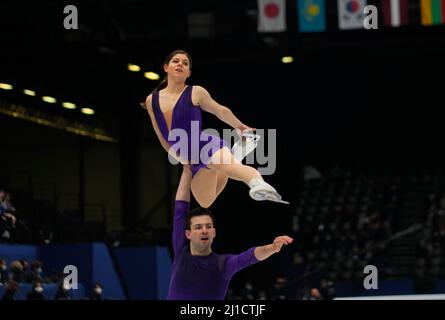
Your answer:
191;169;228;208
208;147;287;203
215;172;229;196
207;147;261;183
191;147;286;207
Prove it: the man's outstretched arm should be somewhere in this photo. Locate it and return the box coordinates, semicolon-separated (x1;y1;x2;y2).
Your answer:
176;165;192;202
254;235;293;261
172;166;192;256
224;235;294;278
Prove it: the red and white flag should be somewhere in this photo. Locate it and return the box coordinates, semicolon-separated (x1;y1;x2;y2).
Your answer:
382;0;409;27
257;0;286;32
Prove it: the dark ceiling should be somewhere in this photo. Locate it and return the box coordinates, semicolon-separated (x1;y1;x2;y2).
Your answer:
1;0;444;132
0;0;444;170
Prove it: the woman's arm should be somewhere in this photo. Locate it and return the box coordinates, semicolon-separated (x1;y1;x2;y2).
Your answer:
193;86;254;132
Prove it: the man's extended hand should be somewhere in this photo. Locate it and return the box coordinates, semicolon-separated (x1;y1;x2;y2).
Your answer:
254;235;294;261
271;236;294;253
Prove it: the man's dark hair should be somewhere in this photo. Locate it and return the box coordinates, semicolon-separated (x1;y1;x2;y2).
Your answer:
186;207;215;230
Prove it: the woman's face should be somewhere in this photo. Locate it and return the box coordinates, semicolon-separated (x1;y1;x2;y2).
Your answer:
164;53;191;80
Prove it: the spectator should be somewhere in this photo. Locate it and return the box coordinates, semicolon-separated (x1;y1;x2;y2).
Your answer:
9;260;25;283
302;287;323;300
54;281;72;300
0;190;16;242
26;260;44;283
26;280;45;300
0;259;8;285
310;287;323;300
1;280;19;300
90;283;103;300
19;259;29;274
319;278;336;300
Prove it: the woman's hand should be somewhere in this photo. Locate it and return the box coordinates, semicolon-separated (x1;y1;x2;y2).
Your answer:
236;125;256;139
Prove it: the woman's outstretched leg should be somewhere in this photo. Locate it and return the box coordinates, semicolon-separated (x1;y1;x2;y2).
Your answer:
208;147;288;204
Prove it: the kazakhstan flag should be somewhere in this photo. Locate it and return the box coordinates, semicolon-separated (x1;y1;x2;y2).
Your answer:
297;0;326;32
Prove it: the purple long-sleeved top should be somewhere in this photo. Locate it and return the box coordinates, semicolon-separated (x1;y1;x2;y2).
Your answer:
167;200;259;300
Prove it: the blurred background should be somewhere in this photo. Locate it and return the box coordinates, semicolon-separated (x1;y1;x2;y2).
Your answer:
0;0;444;300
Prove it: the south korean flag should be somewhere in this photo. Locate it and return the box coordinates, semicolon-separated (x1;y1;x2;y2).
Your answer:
337;0;367;30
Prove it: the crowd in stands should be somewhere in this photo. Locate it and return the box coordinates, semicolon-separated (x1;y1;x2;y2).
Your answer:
0;187;49;244
0;189;17;242
294;166;397;281
0;257;105;300
229;166;444;300
0;186;96;244
227;276;336;300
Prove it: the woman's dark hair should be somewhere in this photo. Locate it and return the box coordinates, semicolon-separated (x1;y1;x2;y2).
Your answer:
186;207;215;231
151;49;192;94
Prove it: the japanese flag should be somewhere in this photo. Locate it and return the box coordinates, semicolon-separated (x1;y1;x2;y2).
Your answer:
258;0;286;32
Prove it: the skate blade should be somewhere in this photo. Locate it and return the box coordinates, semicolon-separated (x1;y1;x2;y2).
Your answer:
263;192;290;205
273;199;290;205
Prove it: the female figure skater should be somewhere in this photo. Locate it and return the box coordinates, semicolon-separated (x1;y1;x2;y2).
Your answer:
144;50;288;207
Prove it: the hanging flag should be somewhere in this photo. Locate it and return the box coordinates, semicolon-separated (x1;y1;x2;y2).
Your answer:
298;0;326;32
382;0;409;27
420;0;445;26
258;0;286;32
337;0;367;30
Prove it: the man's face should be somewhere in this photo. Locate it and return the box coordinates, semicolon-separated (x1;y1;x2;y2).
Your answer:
186;215;216;250
0;191;5;201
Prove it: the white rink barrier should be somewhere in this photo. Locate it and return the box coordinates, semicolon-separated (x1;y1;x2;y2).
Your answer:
335;294;445;300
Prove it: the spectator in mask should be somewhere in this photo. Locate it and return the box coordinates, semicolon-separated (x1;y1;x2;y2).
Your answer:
90;283;103;300
26;280;45;300
26;260;44;283
54;281;72;300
